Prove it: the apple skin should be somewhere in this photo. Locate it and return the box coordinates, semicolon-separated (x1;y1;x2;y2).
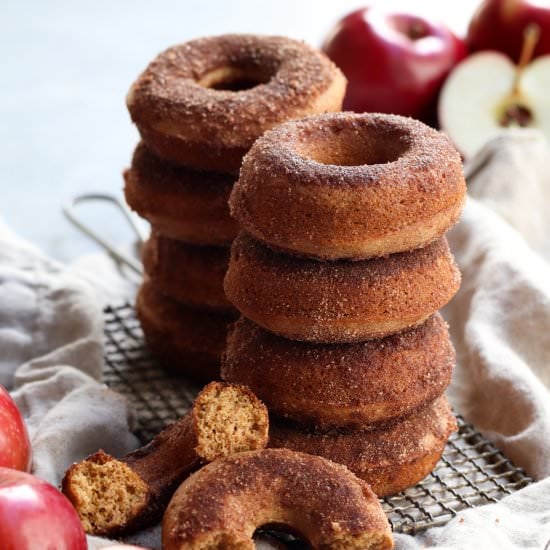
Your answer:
322;7;467;124
0;467;87;550
467;0;550;62
0;385;31;471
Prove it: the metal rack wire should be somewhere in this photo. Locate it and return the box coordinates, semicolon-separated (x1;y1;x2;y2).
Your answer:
103;303;533;535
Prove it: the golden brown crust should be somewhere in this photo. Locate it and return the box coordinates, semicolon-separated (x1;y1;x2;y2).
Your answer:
127;35;346;174
142;232;232;311
136;279;237;381
230;112;466;259
124;143;238;245
162;448;393;550
63;382;269;537
224;232;461;343
222;314;454;430
269;396;457;497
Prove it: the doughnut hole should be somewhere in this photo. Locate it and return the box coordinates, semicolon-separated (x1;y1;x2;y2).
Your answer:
194;383;269;462
254;525;308;549
198;66;272;91
295;122;410;167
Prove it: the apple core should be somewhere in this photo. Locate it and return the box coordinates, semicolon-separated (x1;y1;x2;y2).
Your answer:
497;23;540;128
498;103;534;127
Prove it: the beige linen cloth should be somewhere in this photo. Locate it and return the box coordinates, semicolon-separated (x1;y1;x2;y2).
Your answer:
1;129;550;549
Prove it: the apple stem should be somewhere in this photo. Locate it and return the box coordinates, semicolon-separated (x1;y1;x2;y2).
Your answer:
511;23;540;96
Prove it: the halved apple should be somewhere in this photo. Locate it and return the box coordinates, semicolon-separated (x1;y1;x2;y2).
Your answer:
438;51;550;158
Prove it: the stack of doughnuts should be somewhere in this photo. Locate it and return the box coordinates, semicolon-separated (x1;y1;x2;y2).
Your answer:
223;111;467;495
123;34;346;381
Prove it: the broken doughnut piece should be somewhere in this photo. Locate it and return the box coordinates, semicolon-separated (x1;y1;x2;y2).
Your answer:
62;382;269;536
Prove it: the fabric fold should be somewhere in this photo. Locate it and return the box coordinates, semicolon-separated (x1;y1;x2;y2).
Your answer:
445;198;550;480
0;230;139;489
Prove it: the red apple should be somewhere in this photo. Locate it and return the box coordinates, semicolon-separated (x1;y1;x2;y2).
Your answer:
0;467;87;549
322;6;467;124
467;0;550;62
0;385;31;471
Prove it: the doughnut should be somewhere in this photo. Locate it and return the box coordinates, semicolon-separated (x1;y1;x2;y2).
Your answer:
230;112;466;259
124;142;237;245
224;232;461;343
142;232;232;311
162;448;393;549
62;382;268;536
136;279;237;381
269;396;457;497
127;34;346;174
222;314;454;430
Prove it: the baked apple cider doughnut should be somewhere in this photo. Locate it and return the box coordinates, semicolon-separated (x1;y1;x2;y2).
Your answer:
162;448;393;549
127;35;346;174
224;232;460;343
230;112;466;259
63;382;269;536
142;232;232;311
136;279;237;381
223;314;454;430
269;396;457;497
124;142;237;245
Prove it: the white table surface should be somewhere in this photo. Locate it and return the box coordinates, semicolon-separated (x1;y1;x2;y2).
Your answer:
2;0;480;262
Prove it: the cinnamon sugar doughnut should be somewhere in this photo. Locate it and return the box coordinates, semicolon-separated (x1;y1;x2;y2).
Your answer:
124;143;237;245
162;449;393;549
127;35;346;175
222;314;454;430
230;112;466;259
142;233;231;311
136;279;237;381
269;396;457;497
224;232;460;343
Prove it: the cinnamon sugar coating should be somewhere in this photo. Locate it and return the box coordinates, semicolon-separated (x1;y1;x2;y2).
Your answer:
142;232;232;311
124;142;237;245
222;314;454;430
230;112;466;259
269;396;457;496
224;232;461;343
136;278;237;381
162;449;393;549
127;35;346;174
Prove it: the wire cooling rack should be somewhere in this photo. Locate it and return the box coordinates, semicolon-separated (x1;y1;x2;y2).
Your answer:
103;303;533;536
